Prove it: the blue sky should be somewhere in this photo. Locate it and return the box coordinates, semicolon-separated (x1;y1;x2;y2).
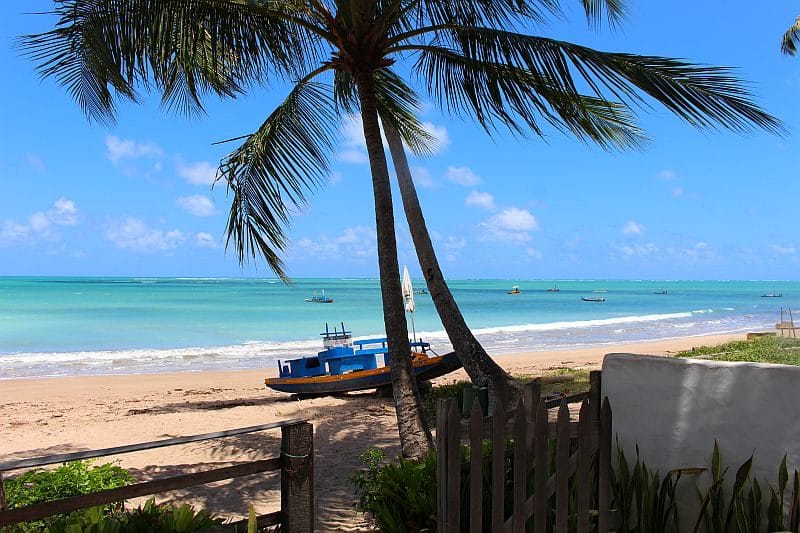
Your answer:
1;2;798;280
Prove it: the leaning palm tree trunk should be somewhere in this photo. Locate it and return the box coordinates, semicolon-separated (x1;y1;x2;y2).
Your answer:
355;73;433;459
384;124;521;409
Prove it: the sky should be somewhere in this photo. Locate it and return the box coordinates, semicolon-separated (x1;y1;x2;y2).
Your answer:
0;2;798;280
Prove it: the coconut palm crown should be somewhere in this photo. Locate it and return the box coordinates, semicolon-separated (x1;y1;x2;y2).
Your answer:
21;0;782;458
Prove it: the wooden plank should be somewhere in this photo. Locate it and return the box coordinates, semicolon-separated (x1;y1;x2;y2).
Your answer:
533;398;548;533
589;371;602;422
0;472;6;512
436;398;453;533
491;402;506;532
459;416;584;442
524;382;540;458
0;458;281;527
281;421;313;533
598;397;612;533
512;398;528;533
555;400;570;532
0;420;304;472
469;401;484;533
576;400;591;533
446;401;461;533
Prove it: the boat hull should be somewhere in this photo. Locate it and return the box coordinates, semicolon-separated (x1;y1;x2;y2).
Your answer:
265;352;462;395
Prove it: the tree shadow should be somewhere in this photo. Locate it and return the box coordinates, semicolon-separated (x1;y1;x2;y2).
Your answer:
113;391;401;531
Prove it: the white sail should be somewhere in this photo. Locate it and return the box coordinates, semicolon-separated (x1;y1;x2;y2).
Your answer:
402;266;415;313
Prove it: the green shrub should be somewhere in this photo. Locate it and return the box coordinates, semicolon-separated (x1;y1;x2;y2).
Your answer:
3;461;135;532
675;336;800;366
46;499;223;532
351;448;437;533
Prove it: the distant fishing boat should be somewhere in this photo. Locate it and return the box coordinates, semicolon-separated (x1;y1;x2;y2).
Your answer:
582;296;606;302
546;284;559;292
305;289;334;303
652;289;669;295
761;292;783;298
508;285;521;294
413;288;428;295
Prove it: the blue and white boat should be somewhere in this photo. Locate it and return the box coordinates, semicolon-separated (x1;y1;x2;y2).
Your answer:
305;289;334;303
264;323;461;395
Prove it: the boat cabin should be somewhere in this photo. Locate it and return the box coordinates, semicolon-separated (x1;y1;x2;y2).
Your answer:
276;323;430;379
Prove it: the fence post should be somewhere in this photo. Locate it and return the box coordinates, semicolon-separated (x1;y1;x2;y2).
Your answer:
281;421;314;533
589;371;602;422
437;398;455;533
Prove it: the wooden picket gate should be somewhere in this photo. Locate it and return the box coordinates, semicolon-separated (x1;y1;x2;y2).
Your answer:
436;371;612;532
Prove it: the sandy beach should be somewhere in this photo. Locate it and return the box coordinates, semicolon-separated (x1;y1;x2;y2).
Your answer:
0;333;742;531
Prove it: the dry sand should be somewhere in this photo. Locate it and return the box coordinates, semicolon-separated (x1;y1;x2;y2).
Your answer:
0;333;741;531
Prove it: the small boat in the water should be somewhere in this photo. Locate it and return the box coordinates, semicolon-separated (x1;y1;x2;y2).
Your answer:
652;289;669;295
265;323;462;395
508;286;521;294
546;284;559;292
582;296;606;302
413;288;428;295
761;292;783;298
305;289;334;303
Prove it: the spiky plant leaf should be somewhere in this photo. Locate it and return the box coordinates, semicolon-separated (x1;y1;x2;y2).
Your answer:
782;16;800;56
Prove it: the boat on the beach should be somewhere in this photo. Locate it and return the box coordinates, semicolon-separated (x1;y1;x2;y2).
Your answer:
508;286;521;294
264;323;462;395
581;296;606;302
305;289;334;303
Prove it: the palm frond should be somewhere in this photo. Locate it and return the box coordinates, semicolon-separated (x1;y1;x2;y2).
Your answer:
19;0;325;123
782;16;800;56
219;81;339;278
416;46;645;148
410;0;559;30
416;27;782;134
581;0;628;28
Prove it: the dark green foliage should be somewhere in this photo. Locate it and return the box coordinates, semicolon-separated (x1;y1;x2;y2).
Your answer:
45;499;223;532
4;461;135;509
675;336;800;366
612;443;683;533
3;461;134;532
420;380;469;426
351;448;437;533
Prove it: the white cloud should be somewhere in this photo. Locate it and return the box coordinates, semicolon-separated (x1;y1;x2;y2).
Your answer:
420;122;450;154
25;153;47;172
195;232;220;249
51;198;79;225
291;226;377;259
527;248;543;259
480;207;538;242
447;166;481;186
176;195;217;217
465;190;496;210
0;198;80;244
105;136;163;164
622;221;645;235
657;170;678;180
771;244;797;255
105;217;185;252
443;235;467;262
176;160;217;186
338;148;369;164
412;166;434;188
618;242;659;257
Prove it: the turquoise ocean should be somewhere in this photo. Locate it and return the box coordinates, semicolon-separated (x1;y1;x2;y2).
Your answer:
0;277;797;379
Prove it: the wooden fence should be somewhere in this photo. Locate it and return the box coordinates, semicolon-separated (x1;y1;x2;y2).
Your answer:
0;420;314;533
436;371;612;533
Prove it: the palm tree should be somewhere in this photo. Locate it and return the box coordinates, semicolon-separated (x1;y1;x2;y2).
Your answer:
783;15;800;55
22;0;781;457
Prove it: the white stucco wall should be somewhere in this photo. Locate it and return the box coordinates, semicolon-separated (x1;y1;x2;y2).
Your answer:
602;353;800;515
